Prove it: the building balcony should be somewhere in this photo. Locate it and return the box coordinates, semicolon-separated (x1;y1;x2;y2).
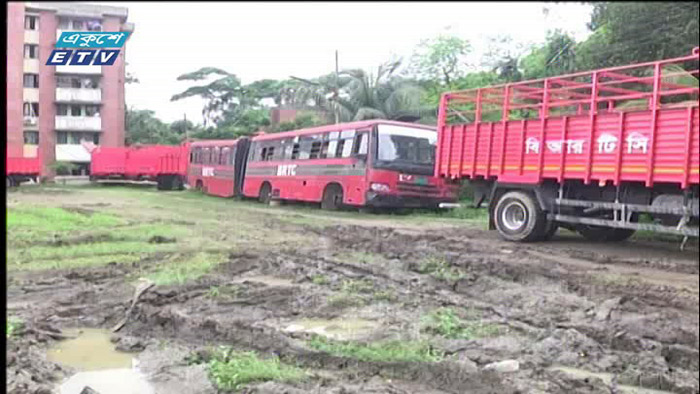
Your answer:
55;145;92;163
55;116;101;131
25;29;40;44
23;116;39;129
55;87;102;103
55;63;102;75
23;58;40;74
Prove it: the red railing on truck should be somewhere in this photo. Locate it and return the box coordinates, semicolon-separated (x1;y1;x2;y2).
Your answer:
437;47;699;189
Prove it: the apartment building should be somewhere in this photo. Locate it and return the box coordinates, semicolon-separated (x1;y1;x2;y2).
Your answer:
7;2;134;177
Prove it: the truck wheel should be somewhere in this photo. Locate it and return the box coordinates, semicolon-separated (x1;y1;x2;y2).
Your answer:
494;191;547;242
171;176;183;191
542;221;559;241
321;184;343;211
258;182;272;205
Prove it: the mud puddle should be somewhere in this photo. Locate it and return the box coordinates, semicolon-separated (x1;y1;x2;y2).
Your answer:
47;328;154;394
283;317;379;340
549;366;677;394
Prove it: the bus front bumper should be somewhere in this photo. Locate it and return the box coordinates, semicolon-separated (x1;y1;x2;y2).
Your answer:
365;191;455;209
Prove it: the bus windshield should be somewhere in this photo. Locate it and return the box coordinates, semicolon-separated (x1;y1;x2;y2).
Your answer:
374;124;437;175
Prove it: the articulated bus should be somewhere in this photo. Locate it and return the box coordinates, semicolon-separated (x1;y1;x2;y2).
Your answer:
242;120;458;210
184;120;458;210
187;138;251;197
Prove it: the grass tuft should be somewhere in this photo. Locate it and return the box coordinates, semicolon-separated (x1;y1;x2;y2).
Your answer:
207;346;305;391
421;308;500;339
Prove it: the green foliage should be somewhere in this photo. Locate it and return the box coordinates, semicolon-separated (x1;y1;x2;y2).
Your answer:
311;275;329;285
308;336;443;363
408;34;472;86
207;347;305;391
49;161;78;176
126;108;180;145
269;113;323;133
415;256;464;282
6;316;23;338
585;2;699;68
421;308;500;339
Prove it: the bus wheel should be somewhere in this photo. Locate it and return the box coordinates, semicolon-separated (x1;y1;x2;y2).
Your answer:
321;184;343;211
494;191;547;242
258;182;272;204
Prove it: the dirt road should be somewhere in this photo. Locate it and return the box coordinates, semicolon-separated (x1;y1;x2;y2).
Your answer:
6;184;699;394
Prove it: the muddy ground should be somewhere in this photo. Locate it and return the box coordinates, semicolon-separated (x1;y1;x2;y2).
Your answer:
6;184;699;394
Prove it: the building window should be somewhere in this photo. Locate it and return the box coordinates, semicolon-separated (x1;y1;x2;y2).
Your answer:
23;74;39;88
24;15;38;30
57;104;69;116
70;105;82;116
58;17;71;30
23;102;39;117
85;105;100;117
24;44;39;59
24;131;39;145
89;133;100;144
57;132;68;144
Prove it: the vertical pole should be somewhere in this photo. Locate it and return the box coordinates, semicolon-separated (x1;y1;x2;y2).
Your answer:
335;50;339;125
646;63;661;187
436;93;448;178
584;72;599;185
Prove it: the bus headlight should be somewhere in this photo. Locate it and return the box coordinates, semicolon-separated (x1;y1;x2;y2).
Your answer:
370;183;390;192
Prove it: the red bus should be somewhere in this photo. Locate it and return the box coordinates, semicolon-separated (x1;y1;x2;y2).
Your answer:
241;120;458;210
186;138;251;197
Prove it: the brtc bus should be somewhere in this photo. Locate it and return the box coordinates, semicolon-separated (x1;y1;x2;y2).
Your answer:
186;120;458;210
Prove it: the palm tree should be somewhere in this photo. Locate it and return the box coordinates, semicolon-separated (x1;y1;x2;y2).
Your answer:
287;60;431;123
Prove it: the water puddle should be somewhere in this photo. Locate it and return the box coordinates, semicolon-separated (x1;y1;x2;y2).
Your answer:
549;366;676;394
283;317;378;340
232;275;295;287
47;328;154;394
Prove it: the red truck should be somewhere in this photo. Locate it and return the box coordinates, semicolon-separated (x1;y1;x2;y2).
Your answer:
436;48;699;243
90;144;189;190
6;154;41;188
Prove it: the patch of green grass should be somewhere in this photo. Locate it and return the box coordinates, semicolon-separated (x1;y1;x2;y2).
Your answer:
206;285;240;299
311;274;329;285
415;256;464;282
7;206;122;234
373;289;398;302
8;253;139;272
6;316;23;338
7;241;177;267
340;279;375;293
308;336;443;363
207;346;306;391
421;308;500;339
144;252;228;286
327;292;367;308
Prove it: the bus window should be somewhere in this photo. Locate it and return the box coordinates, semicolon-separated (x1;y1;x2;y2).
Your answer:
221;147;230;165
354;132;368;155
336;130;355;158
264;146;275;161
299;140;312;160
190;149;195;164
230;147;237;165
291;143;300;160
203;148;210;164
213;147;220;165
260;147;268;161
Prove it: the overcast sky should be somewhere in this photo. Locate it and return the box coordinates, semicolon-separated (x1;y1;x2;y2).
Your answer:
91;1;594;125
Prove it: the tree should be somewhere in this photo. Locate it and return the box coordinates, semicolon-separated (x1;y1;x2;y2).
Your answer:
580;2;699;68
125;108;174;145
170;67;243;127
407;34;472;87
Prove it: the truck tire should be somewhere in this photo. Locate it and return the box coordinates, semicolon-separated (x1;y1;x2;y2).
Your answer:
542;221;559;241
494;191;547;242
171;176;184;191
321;184;343;211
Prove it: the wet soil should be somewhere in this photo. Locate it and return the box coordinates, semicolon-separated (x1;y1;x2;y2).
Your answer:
6;201;699;393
